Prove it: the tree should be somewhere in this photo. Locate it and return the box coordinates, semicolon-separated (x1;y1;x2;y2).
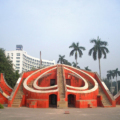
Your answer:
31;66;37;70
72;62;80;68
0;48;20;88
88;36;109;77
113;68;120;93
63;60;72;66
69;42;85;67
57;55;66;64
85;66;91;71
107;70;115;90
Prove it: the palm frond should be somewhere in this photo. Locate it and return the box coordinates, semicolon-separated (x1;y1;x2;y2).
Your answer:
69;42;76;48
78;50;83;57
101;49;106;59
100;41;108;46
88;48;94;55
70;49;75;56
90;39;97;44
79;46;86;50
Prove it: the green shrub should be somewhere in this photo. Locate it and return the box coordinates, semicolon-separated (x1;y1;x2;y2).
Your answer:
0;103;4;109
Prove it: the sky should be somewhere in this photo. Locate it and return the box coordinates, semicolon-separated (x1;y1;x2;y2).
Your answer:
0;0;120;79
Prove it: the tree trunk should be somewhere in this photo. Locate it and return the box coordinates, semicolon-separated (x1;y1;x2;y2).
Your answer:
76;58;77;67
116;76;118;93
111;78;112;93
98;58;101;78
76;52;77;67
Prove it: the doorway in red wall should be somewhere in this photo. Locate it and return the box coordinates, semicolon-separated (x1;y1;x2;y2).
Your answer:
68;94;75;107
49;94;57;108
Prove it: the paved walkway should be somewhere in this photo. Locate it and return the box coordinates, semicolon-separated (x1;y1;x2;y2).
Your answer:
0;106;120;120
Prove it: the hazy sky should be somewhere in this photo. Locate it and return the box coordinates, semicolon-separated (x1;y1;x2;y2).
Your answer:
0;0;120;79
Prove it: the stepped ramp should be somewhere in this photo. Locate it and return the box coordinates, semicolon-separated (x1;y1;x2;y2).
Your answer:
12;79;25;107
57;66;67;108
98;85;111;106
95;72;115;107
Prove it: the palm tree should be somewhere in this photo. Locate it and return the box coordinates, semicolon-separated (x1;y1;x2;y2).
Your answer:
113;68;120;93
69;42;85;67
72;62;80;68
85;66;91;71
107;71;112;87
88;36;109;77
57;55;66;64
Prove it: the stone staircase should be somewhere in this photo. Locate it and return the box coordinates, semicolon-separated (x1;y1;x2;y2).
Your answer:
98;85;111;107
57;66;67;108
12;80;24;107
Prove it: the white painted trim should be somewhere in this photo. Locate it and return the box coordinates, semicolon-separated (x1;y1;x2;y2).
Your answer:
17;77;21;84
33;67;57;89
64;65;98;93
0;91;9;99
114;90;120;99
23;65;58;93
64;67;88;90
102;81;109;91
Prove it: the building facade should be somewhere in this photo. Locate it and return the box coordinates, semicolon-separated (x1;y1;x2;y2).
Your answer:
5;45;55;73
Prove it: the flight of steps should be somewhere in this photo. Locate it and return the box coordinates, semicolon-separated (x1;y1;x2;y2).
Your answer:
57;66;67;108
98;85;111;107
12;80;24;107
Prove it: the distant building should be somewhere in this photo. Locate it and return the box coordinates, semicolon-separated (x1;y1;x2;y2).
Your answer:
5;45;55;73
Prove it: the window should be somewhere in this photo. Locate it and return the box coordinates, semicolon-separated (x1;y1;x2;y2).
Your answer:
16;53;20;56
16;60;20;62
16;67;20;69
11;57;13;59
16;64;20;66
16;57;20;59
11;53;13;56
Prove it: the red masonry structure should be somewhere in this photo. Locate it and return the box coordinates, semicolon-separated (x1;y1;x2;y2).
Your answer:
0;64;116;108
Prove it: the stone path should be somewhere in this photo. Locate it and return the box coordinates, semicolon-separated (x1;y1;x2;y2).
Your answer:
0;106;120;120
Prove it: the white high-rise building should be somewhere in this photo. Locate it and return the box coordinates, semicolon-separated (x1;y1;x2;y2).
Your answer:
5;45;55;73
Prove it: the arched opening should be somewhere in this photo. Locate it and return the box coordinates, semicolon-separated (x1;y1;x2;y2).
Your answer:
49;94;57;108
68;94;75;107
